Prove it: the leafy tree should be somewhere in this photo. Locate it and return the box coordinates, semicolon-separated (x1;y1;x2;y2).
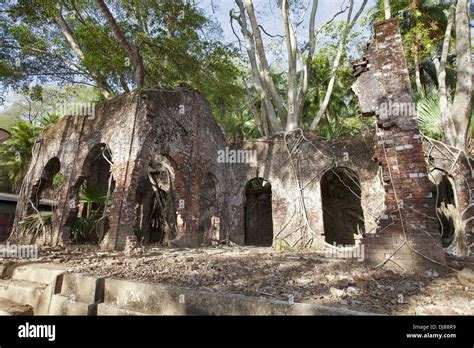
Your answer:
231;0;369;135
0;0;244;124
0;121;41;192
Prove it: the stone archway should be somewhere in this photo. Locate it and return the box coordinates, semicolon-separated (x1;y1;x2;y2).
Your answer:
66;144;115;244
321;167;365;246
244;178;273;247
134;154;178;245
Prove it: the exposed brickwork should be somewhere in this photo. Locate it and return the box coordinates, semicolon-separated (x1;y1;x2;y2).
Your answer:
10;87;228;250
352;19;446;271
228;133;384;249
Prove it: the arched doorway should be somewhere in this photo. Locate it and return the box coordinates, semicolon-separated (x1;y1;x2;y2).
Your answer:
30;157;62;209
69;144;115;244
134;155;178;245
321;167;365;246
244;178;273;246
22;157;62;237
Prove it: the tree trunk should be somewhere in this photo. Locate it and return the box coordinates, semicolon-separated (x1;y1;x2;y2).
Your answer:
384;0;391;20
242;0;287;125
414;53;423;92
295;0;318;125
451;0;472;151
282;0;298;131
55;9;113;98
438;3;456;146
233;0;282;134
310;0;367;131
96;0;144;89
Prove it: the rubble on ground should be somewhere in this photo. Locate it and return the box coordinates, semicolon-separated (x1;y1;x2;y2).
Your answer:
5;245;470;315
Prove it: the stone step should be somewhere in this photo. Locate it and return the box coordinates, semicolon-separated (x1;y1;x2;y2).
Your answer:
101;277;376;316
0;279;46;308
59;273;105;303
102;278;186;315
49;294;96;316
10;263;66;285
0;297;33;316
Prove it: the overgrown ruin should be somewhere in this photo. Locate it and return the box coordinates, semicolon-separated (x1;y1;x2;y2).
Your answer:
7;19;472;273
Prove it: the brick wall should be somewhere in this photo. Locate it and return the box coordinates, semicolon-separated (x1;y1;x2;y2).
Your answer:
11;87;229;250
352;19;446;271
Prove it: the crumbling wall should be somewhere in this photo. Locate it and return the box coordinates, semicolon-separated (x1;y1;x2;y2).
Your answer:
11;87;229;250
227;132;384;249
352;19;446;270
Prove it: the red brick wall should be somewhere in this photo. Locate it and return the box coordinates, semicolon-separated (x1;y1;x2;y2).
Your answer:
353;19;446;271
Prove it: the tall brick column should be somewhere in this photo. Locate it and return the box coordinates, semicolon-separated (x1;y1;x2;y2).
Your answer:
352;19;446;271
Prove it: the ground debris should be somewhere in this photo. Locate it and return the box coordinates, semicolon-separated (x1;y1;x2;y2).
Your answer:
16;245;473;315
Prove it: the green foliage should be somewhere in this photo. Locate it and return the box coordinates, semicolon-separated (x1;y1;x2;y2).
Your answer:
71;216;98;244
71;181;108;243
52;172;65;199
19;210;53;236
415;89;443;140
79;181;107;217
0;86;97;193
316;115;376;141
0;121;41;192
274;238;300;252
302;50;372;139
0;0;244;125
247;178;269;190
373;0;448;89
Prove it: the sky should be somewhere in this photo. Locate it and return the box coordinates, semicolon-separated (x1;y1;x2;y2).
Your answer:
199;0;377;65
200;0;376;41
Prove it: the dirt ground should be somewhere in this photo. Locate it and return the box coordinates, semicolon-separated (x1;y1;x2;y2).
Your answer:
23;244;472;315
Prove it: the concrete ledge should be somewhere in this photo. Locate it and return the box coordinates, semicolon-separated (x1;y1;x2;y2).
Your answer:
0;279;46;308
102;277;378;316
49;294;97;315
60;273;105;303
10;263;66;284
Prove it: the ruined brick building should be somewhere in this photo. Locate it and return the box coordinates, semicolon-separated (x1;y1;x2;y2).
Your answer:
9;19;472;271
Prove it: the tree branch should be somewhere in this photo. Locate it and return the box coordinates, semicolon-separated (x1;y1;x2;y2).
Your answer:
96;0;144;89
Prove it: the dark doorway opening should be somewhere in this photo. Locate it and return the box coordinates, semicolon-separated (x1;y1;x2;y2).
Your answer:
70;144;115;244
244;178;273;246
22;157;62;238
134;155;177;245
321;167;365;246
32;157;62;209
